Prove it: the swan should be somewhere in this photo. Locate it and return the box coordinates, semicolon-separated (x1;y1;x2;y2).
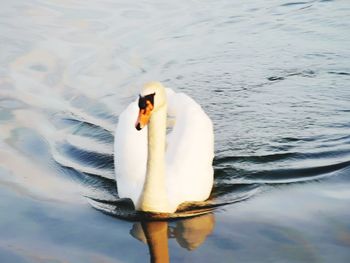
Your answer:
114;82;214;213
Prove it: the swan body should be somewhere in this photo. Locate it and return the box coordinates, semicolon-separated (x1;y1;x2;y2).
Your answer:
114;82;214;213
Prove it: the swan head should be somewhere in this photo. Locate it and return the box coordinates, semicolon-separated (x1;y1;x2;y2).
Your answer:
135;82;166;130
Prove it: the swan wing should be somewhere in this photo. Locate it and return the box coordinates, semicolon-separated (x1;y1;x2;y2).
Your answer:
114;101;147;205
165;89;214;208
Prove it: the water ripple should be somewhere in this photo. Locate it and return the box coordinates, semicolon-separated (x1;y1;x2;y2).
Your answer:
50;109;350;219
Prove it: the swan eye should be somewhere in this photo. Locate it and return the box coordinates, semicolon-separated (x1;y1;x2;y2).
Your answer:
138;92;155;109
138;96;147;109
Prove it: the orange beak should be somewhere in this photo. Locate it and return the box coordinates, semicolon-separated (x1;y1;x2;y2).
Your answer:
135;101;153;130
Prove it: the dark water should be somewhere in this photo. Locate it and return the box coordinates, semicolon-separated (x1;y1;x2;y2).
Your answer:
1;0;350;262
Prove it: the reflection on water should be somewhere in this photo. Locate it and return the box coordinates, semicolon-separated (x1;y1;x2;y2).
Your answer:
141;222;170;263
169;213;215;251
131;214;215;262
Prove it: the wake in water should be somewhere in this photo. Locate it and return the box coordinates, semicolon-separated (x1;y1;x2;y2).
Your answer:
2;65;349;220
50;93;350;220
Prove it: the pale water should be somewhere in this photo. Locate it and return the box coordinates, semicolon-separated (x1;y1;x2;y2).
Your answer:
0;0;350;262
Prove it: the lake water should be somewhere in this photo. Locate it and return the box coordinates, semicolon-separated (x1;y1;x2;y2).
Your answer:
1;0;350;262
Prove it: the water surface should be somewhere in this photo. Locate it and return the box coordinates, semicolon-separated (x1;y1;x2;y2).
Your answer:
0;0;350;262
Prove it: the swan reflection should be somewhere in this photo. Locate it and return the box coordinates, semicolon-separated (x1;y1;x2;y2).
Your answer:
130;213;215;262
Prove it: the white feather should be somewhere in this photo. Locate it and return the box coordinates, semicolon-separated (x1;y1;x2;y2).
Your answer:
114;88;214;212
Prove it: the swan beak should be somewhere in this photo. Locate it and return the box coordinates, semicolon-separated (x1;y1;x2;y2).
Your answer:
135;101;153;130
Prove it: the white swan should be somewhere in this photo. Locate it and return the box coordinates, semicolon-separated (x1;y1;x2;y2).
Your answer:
114;82;214;213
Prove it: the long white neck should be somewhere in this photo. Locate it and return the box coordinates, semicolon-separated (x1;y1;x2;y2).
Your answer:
137;104;172;213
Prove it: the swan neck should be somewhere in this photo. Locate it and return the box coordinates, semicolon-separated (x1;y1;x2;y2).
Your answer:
148;106;167;169
137;104;172;213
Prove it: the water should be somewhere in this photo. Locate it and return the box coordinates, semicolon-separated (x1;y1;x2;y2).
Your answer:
1;0;350;262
